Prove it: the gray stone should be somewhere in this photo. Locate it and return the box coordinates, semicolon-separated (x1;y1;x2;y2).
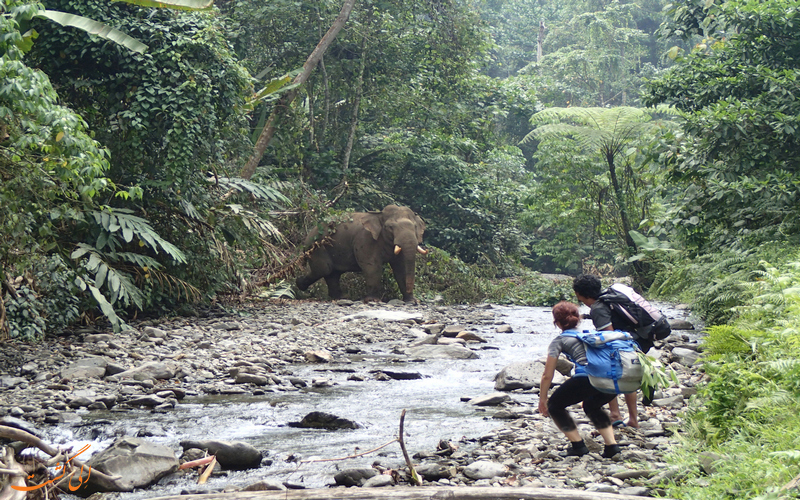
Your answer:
620;486;652;496
699;451;723;475
406;344;478;360
334;468;378;486
669;319;695;330
362;474;394;487
179;440;262;470
462;460;507;480
0;376;27;388
235;373;269;385
441;325;467;337
496;325;513;333
85;334;113;343
304;350;333;363
671;347;701;367
339;310;423;323
416;463;453;480
143;326;168;338
468;392;511;406
288;411;361;430
108;361;176;381
494;362;542;391
125;395;168;407
60;357;108;380
456;331;487;343
85;437;178;493
241;480;287;491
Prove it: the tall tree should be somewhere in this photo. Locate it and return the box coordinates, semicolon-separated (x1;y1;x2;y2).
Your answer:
522;107;674;271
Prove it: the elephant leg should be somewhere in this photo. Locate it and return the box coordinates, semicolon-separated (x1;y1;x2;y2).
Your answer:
390;261;415;303
297;251;333;292
324;272;344;300
362;268;383;302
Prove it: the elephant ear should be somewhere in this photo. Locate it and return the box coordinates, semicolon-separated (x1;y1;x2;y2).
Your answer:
362;214;383;240
414;215;426;242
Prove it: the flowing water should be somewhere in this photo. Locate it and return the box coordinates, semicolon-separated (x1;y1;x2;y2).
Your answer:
48;302;694;497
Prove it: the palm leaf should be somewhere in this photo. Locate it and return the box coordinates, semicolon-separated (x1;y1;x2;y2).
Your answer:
115;0;213;11
38;10;147;53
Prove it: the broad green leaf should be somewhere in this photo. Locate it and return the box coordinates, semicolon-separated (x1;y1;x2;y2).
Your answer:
38;10;148;54
114;0;213;10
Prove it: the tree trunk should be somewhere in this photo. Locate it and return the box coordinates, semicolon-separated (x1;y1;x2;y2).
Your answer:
338;33;367;188
239;0;358;180
606;148;636;254
537;20;545;70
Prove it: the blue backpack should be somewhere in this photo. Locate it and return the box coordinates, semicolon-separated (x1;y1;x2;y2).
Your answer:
561;330;644;394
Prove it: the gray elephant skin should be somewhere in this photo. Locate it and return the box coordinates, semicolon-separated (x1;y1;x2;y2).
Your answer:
296;205;427;302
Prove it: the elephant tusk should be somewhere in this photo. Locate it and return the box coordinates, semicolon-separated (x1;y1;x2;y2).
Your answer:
394;245;402;255
417;245;428;255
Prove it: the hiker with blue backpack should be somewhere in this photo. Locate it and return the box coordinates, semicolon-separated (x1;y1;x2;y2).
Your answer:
572;274;672;429
537;301;623;458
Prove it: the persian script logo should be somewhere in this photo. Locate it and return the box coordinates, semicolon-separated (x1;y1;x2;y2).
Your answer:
12;444;93;492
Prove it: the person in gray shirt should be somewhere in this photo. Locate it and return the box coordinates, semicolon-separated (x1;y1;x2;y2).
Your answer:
538;301;621;458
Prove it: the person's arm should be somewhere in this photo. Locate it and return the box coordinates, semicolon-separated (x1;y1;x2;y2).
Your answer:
590;302;615;331
538;355;559;417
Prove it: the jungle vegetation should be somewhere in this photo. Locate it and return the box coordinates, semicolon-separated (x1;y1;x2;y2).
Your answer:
2;0;800;496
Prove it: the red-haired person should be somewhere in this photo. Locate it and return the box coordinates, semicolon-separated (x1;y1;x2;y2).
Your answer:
538;301;621;458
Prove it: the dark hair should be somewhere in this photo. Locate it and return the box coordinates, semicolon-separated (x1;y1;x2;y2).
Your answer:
573;274;602;299
552;301;581;330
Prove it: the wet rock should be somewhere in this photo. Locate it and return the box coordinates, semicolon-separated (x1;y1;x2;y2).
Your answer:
304;350;333;363
456;331;487;343
339;310;423;323
241;480;287;491
288;411;361;430
669;319;695;330
468;392;511;406
179;439;262;470
334;468;378;486
494;361;542;391
235;373;269;385
143;326;168;338
371;370;424;380
84;437;178;494
496;325;513;333
406;344;478;360
416;463;453;480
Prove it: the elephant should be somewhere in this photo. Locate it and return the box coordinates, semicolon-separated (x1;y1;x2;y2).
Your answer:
296;205;428;302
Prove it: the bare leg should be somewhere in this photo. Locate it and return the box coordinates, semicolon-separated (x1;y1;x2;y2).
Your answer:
597;426;617;445
624;392;639;428
608;396;623;422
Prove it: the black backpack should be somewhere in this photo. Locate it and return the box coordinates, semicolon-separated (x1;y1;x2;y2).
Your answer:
598;284;672;341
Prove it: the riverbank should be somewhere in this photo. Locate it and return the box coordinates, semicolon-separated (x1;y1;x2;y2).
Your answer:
0;299;701;498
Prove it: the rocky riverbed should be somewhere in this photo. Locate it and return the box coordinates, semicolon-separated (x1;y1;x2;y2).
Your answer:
0;299;702;498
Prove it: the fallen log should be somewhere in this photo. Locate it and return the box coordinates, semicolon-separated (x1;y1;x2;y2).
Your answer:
147;486;673;500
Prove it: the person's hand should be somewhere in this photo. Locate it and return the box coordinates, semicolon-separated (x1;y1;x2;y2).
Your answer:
538;399;549;417
581;313;591;320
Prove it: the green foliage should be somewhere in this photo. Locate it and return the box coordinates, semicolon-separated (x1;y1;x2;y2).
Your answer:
520;106;676;274
637;350;679;401
661;251;800;499
643;0;800;252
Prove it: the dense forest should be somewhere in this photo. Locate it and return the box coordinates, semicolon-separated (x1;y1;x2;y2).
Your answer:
2;0;800;497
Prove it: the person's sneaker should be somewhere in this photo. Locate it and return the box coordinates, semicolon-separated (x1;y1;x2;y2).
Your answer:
564;440;589;457
602;444;621;458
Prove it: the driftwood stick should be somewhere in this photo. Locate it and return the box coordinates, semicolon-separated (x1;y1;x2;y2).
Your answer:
1;446;26;500
0;425;120;490
299;439;398;464
398;409;421;486
179;455;215;470
781;471;800;491
197;457;216;485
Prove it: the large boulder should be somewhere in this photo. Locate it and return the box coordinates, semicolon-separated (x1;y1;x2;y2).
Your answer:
494;362;543;391
179;440;262;470
82;437;178;494
334;468;378;486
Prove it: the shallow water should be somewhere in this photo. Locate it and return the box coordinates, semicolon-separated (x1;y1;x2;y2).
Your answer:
48;305;558;497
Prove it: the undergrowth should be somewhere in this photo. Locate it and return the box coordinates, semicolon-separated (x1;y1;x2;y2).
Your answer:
660;250;800;500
